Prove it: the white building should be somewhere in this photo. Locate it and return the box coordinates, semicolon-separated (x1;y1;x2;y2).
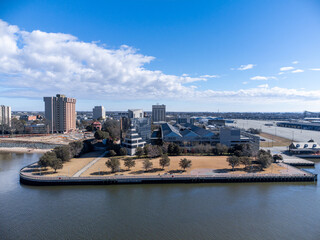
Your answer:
93;106;106;120
0;105;11;127
128;109;144;119
122;124;146;156
152;104;166;123
131;118;151;142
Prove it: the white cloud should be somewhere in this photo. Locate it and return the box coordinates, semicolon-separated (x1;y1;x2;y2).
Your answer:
278;72;284;75
310;68;320;71
258;84;269;88
1;19;320;106
292;61;299;64
200;74;219;78
292;69;304;73
0;19;207;100
242;81;248;85
237;64;255;71
280;66;294;71
250;76;277;81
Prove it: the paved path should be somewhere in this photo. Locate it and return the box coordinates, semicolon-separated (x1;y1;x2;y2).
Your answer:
72;151;108;177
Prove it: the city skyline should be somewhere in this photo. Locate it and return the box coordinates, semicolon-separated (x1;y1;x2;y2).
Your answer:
1;0;320;112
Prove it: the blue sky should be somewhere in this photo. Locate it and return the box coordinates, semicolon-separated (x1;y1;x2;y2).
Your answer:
0;0;320;112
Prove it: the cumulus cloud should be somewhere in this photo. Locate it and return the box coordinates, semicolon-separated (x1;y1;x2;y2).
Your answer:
1;19;320;105
0;19;208;100
292;69;304;73
258;84;268;88
250;76;277;81
280;66;294;71
292;61;299;64
200;74;219;78
310;68;320;71
236;64;255;71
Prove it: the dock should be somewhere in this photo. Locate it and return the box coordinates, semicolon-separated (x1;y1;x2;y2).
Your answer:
281;156;315;167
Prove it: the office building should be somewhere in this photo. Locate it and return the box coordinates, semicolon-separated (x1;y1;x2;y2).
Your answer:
43;94;76;133
0;105;11;127
131;117;152;142
122;124;146;156
93;106;105;120
152;104;166;123
128;109;144;119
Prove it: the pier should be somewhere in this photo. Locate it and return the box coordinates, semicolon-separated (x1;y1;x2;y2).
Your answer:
20;163;317;186
281;156;315;167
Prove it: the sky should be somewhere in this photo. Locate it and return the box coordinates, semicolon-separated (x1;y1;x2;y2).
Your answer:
1;0;320;112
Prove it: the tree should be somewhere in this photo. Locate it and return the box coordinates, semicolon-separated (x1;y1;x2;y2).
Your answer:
135;147;144;157
143;145;150;156
109;150;116;157
173;144;181;156
49;158;63;172
119;147;127;156
168;143;175;155
143;159;153;171
257;149;273;169
227;156;240;171
147;145;162;158
38;151;56;169
159;154;170;169
94;130;109;140
240;156;251;169
124;158;135;170
273;154;283;162
179;158;192;171
102;119;120;140
215;143;228;155
69;141;83;157
53;145;71;162
106;158;120;173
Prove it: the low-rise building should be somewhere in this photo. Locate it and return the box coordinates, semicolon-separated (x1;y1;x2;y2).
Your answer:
24;124;49;134
289;142;320;154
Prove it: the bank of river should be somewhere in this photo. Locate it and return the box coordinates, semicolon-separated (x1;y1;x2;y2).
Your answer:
1;152;320;240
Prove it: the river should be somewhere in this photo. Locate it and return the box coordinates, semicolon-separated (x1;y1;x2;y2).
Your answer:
1;152;320;240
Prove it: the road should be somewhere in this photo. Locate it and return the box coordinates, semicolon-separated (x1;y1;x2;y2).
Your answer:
229;119;320;143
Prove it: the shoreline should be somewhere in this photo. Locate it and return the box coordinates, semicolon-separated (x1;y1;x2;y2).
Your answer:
0;147;50;154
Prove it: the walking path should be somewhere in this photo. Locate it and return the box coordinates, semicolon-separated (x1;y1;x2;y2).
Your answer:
72;151;108;177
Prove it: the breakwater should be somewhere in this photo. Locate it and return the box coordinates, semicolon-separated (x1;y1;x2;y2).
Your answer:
0;141;61;149
20;168;317;186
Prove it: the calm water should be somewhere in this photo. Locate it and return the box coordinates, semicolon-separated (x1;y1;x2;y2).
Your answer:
1;152;320;240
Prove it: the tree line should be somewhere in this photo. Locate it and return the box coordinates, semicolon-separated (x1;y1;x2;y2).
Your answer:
105;155;192;173
38;140;93;173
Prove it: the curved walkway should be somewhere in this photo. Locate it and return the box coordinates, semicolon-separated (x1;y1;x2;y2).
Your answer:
72;151;108;177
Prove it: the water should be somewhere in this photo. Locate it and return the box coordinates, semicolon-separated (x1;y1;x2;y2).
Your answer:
1;152;320;240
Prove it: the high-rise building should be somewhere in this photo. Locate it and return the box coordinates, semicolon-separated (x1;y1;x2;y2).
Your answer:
152;104;166;123
0;105;11;127
43;94;76;133
93;106;106;120
128;109;144;119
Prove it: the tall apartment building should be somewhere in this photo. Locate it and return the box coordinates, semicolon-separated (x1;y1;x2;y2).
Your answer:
93;106;106;120
43;94;76;133
152;104;166;123
128;109;144;119
0;105;11;127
